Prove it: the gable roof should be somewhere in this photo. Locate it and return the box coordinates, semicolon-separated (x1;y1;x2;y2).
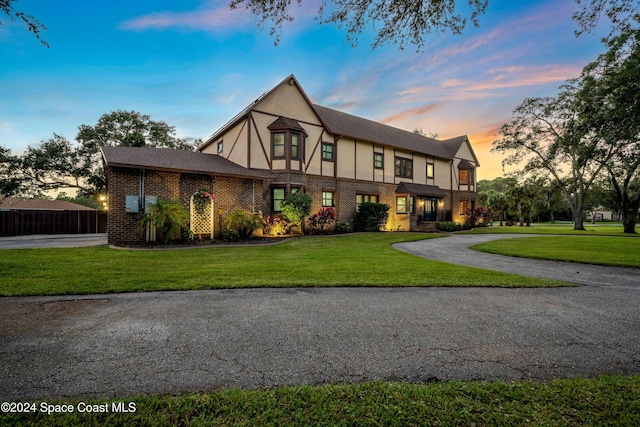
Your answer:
200;74;475;163
313;104;466;160
101;146;270;179
199;74;320;151
0;197;96;211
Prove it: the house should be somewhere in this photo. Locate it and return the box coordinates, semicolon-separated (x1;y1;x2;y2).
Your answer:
101;75;479;245
0;196;105;236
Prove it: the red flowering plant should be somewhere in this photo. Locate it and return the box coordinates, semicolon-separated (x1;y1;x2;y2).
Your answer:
193;187;214;215
307;207;336;234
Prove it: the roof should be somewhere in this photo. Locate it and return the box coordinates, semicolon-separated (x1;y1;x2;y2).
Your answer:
0;197;96;211
395;182;447;197
267;116;307;134
457;159;475;169
199;74;480;164
313;104;464;160
101;146;270;179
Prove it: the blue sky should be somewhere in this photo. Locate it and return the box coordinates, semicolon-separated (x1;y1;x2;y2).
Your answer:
1;0;609;178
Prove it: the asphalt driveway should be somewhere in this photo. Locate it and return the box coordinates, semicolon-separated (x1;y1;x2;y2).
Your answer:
0;234;639;401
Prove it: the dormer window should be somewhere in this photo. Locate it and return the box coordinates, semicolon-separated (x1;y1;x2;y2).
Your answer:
268;117;306;162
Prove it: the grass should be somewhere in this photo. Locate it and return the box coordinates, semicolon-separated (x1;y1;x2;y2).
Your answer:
0;233;565;296
2;376;638;426
464;222;640;236
472;235;640;268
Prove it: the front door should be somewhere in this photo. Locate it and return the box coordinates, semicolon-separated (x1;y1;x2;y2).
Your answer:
423;197;437;221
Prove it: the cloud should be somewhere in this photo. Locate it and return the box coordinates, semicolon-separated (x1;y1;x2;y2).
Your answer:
120;5;252;32
380;104;439;124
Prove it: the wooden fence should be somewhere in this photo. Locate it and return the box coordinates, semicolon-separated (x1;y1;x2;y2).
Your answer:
0;210;107;237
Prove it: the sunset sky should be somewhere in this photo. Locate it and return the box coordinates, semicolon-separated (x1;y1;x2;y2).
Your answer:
1;0;610;179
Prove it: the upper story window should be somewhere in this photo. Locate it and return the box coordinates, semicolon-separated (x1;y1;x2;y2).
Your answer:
427;162;434;179
291;133;300;159
459;168;474;184
272;133;286;158
322;143;334;161
268;117;307;162
374;153;384;169
395;157;413;178
217;140;224;154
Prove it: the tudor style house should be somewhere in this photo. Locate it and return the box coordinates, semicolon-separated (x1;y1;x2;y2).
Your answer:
102;75;478;245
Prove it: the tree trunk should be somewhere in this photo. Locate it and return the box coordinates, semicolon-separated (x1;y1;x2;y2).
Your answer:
621;197;639;234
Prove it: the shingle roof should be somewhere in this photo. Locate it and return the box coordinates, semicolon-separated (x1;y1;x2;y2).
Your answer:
101;146;270;179
0;197;96;211
395;182;447;197
312;104;466;161
267;116;307;134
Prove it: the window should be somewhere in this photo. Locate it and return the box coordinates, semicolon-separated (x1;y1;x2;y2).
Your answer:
395;157;413;178
459;169;469;184
272;133;286;158
356;194;379;210
427;162;434;179
374;153;384;169
273;188;285;212
396;196;407;214
322;191;335;207
291;133;300;159
322;143;334;161
410;196;415;214
217;140;224;154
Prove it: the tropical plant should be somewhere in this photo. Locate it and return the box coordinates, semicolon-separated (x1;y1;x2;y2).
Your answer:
138;198;190;244
223;210;264;239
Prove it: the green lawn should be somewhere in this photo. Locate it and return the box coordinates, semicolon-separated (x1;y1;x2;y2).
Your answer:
0;233;564;296
472;235;640;268
464;222;640;236
2;376;638;426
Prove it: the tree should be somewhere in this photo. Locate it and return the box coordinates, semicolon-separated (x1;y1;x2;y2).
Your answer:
230;0;489;50
492;81;616;230
18;111;192;197
21;134;93;195
1;0;48;47
573;0;639;37
0;146;26;196
280;192;312;234
577;23;640;233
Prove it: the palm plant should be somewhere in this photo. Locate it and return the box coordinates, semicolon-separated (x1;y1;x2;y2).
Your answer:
139;198;189;244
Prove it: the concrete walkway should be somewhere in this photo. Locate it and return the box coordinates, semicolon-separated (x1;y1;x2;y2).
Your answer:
0;234;639;401
394;234;640;287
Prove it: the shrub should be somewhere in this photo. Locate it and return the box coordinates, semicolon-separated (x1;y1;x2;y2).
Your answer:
463;206;495;228
308;207;336;234
222;230;241;242
354;202;390;231
138;198;189;244
437;221;463;232
280;193;312;234
335;221;351;234
263;215;289;236
223;210;264;239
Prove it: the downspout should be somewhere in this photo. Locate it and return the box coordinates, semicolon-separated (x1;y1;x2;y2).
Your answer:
252;180;256;214
140;169;145;213
449;160;454;220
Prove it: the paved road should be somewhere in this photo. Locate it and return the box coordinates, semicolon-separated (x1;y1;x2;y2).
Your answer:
0;234;639;401
0;234;107;249
394;234;640;287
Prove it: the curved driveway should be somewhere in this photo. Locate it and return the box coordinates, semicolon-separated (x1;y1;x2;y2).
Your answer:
394;234;640;287
1;234;639;401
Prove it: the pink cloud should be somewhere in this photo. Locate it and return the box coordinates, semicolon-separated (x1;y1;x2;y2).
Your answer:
380;104;439;124
120;6;251;31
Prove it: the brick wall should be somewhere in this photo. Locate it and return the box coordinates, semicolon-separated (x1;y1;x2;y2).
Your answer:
106;166;261;245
